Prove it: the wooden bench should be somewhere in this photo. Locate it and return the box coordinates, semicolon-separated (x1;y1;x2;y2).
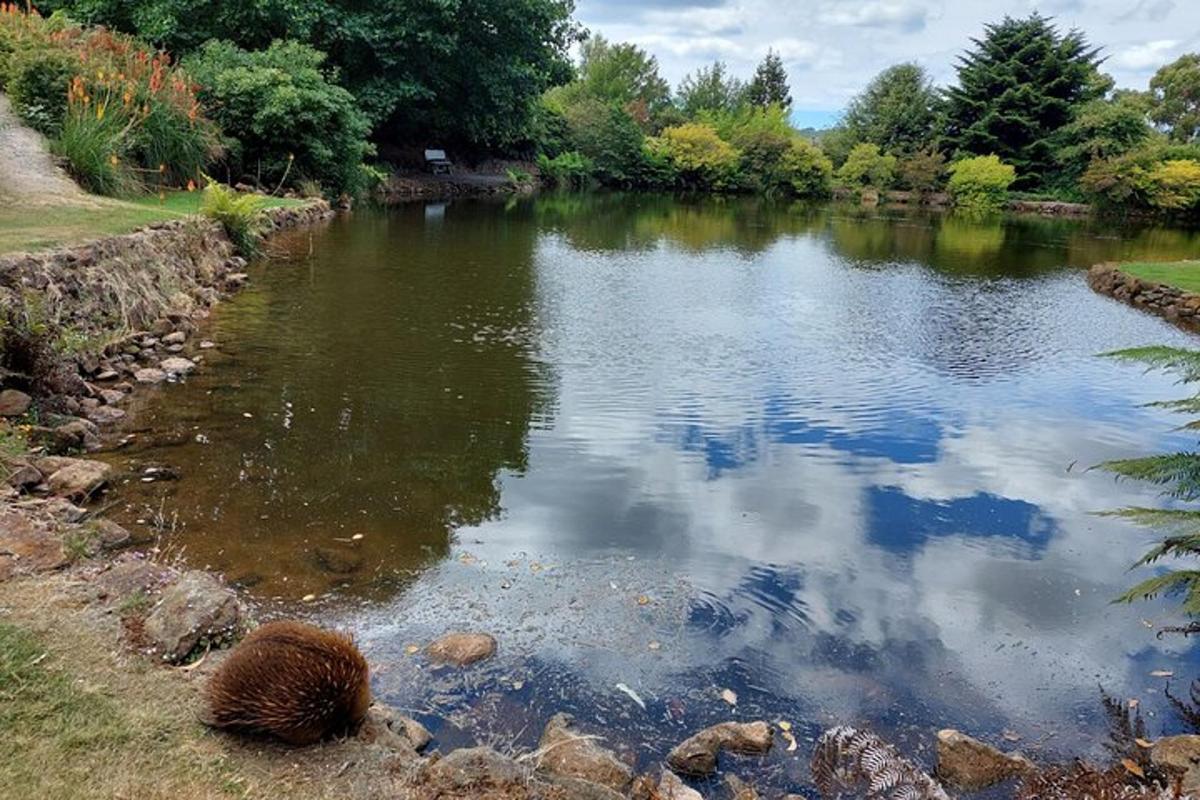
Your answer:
424;149;452;175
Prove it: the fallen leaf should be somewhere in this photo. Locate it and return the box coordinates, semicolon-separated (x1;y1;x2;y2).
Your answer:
1150;670;1175;678
778;721;792;732
404;644;420;656
648;641;662;651
637;595;651;606
352;533;364;541
1002;730;1021;742
301;594;316;602
1121;758;1145;779
1136;738;1155;749
720;688;738;706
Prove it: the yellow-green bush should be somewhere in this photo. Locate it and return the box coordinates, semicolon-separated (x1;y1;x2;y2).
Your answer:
1146;159;1200;212
781;138;833;198
836;143;897;189
656;123;740;189
946;155;1016;213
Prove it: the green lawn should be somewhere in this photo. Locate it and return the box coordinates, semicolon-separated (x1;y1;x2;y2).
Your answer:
1122;260;1200;294
0;192;304;255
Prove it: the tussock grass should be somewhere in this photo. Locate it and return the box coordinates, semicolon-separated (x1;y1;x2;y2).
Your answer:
1122;260;1200;294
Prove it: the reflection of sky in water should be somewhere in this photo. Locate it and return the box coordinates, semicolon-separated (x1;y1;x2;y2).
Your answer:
350;211;1200;790
106;199;1200;792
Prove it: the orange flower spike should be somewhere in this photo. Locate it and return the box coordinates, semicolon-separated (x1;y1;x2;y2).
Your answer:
109;155;119;166
186;180;196;193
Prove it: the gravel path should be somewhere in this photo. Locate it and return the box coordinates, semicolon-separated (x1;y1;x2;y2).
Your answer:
0;92;96;206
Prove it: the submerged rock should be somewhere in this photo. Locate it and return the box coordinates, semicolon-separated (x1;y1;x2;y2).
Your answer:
0;389;32;417
667;721;774;777
159;357;196;377
536;712;633;791
1151;735;1200;795
144;570;241;662
936;729;1033;791
426;631;497;666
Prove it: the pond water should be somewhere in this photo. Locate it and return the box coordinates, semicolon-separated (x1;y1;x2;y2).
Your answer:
107;196;1200;794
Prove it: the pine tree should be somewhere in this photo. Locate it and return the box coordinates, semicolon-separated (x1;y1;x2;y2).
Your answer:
842;63;942;155
943;14;1104;189
746;51;791;110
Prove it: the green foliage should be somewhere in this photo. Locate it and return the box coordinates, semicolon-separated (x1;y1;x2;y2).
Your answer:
1146;160;1200;212
781;137;834;198
677;61;744;118
745;50;790;110
896;149;946;193
47;0;582;152
946;154;1016;213
656;123;740;189
184;40;372;196
567;35;671;130
51;108;141;196
1098;346;1200;616
7;46;76;135
561;98;646;186
1082;147;1200;218
842;63;942;156
836;143;897;189
536;151;593;189
199;177;267;257
1149;53;1200;144
943;14;1105;190
1055;93;1152;184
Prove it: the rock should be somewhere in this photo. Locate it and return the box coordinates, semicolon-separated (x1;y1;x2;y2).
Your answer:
936;729;1034;791
99;389;125;406
312;545;364;575
49;419;100;452
667;721;774;777
536;713;633;791
45;458;112;501
542;774;627;800
724;775;760;800
199;340;217;350
93;555;171;603
658;770;704;800
95;369;119;381
91;519;132;550
426;632;497;666
159;357;196;378
162;331;187;345
134;367;167;384
1151;735;1200;795
86;405;126;425
0;389;32;417
42;498;87;523
365;704;433;752
0;510;68;580
5;460;43;490
422;747;526;790
144;570;241;662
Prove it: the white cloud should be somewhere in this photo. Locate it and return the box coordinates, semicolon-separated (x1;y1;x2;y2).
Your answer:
1111;39;1183;71
817;0;935;30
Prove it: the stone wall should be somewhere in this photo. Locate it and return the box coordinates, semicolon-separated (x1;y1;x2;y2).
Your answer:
0;200;333;401
1088;262;1200;330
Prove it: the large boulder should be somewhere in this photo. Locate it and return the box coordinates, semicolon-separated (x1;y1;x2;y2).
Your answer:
667;721;774;777
0;389;32;417
1151;735;1200;795
426;631;496;666
0;510;68;581
936;729;1033;791
144;571;241;662
536;713;633;791
44;458;112;501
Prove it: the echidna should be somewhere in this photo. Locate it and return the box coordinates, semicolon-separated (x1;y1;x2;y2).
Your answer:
205;620;371;745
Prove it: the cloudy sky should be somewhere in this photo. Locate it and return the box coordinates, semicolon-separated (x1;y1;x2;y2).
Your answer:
574;0;1200;128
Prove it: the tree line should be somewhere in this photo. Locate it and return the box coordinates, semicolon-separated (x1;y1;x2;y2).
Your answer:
3;1;1199;217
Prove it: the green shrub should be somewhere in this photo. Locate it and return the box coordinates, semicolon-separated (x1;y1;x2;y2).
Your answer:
896;149;946;194
51;108;141;196
536;151;594;189
200;177;268;257
562;98;646;186
7;46;76;135
656;123;740;190
184;40;373;197
946;155;1016;213
781;138;834;198
836;143;897;189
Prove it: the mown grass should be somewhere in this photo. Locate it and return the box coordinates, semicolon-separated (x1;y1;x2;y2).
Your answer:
0;192;303;255
1122;260;1200;294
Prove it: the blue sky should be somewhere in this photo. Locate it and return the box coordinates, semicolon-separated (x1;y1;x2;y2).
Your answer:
574;0;1200;129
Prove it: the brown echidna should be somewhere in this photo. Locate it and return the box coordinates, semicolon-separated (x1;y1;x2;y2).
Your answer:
205;620;371;745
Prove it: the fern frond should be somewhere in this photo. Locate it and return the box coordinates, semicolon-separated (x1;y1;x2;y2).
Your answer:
811;726;950;800
1103;346;1200;383
1114;570;1200;611
1099;507;1200;530
1148;395;1200;414
1098;453;1200;501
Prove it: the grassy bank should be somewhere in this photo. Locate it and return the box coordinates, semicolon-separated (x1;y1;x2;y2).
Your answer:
0;193;304;255
1121;260;1200;293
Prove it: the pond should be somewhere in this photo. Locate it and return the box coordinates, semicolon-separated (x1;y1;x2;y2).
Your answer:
106;195;1200;794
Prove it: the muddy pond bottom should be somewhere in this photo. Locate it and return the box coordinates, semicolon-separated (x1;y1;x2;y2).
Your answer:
104;196;1200;794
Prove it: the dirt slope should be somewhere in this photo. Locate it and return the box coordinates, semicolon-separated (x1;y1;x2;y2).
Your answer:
0;92;99;206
